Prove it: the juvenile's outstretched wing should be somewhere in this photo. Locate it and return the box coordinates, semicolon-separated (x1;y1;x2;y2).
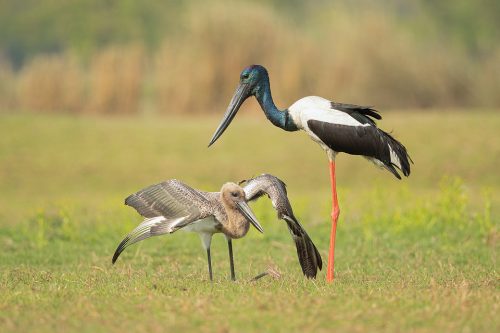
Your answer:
112;179;213;263
242;174;322;278
124;179;210;219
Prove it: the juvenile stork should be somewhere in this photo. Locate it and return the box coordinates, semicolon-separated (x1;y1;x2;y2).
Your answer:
112;174;322;280
208;65;412;282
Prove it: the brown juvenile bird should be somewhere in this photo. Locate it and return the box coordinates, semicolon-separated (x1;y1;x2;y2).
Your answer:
112;174;321;280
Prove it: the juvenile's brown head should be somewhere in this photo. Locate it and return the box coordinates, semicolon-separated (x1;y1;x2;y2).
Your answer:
220;182;264;234
220;182;246;208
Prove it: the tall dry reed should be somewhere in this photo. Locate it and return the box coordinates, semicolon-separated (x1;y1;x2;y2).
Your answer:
16;54;84;112
86;45;145;114
1;2;498;114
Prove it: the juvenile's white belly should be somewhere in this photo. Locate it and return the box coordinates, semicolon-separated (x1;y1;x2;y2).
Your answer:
181;217;220;234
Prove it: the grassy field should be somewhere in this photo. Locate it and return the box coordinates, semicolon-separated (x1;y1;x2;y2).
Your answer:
0;111;498;332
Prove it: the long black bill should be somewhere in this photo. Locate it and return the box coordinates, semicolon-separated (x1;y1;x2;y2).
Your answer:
208;83;251;147
236;201;264;233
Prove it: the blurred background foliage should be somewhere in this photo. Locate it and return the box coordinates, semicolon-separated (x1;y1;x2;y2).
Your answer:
0;0;498;114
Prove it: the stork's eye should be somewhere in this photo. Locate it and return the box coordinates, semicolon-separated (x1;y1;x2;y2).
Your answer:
241;73;249;80
231;191;238;197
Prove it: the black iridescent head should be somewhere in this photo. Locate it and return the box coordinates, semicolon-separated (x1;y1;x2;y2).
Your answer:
208;65;269;147
239;65;269;95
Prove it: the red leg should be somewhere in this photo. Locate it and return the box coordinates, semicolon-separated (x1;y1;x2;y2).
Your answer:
327;160;340;282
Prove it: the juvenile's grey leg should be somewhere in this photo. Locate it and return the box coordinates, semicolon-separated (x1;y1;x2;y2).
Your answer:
227;238;236;281
200;233;213;282
207;248;213;281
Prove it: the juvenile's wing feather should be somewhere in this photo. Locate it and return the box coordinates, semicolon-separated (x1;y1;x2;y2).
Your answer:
113;180;214;264
125;179;209;219
242;174;322;278
112;216;181;264
283;215;323;277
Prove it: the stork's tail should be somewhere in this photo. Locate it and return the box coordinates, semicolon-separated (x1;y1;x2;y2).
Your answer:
380;129;412;179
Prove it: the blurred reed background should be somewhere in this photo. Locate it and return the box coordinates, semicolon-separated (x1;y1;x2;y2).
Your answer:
0;0;498;114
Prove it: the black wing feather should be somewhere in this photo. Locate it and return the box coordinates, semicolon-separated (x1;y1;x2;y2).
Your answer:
307;120;411;178
330;101;381;125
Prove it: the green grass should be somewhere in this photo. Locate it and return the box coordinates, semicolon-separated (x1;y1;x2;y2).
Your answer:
0;111;498;332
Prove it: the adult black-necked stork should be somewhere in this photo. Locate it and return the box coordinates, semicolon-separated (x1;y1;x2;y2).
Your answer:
112;174;322;280
208;65;412;282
